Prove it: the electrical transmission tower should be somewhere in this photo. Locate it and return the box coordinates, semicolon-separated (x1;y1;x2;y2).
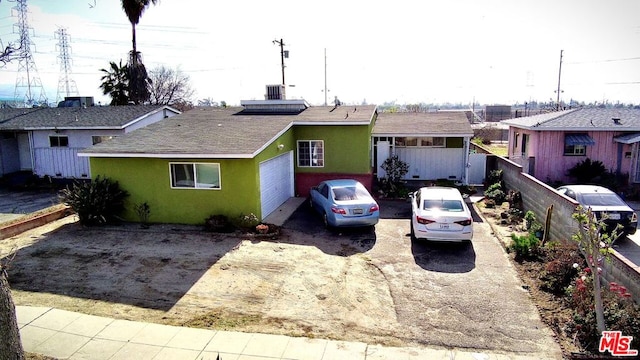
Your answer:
55;27;79;103
11;0;48;107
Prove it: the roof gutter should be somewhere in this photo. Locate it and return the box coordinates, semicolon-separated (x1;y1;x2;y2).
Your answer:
78;152;254;159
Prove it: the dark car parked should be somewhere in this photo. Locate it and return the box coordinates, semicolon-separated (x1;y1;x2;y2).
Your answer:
557;185;637;236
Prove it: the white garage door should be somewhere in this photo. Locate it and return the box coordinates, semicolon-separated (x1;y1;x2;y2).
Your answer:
259;151;294;220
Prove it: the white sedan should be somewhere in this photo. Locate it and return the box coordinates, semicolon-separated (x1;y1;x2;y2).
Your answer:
410;186;473;242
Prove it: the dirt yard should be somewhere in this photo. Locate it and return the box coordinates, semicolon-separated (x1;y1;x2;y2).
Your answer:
3;216;403;345
2;201;563;358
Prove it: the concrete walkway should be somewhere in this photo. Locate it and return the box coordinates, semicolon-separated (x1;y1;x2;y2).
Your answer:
17;306;556;360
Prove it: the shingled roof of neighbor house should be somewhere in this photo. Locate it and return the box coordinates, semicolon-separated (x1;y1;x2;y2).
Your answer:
501;108;640;131
0;105;178;130
372;111;474;137
80;104;378;158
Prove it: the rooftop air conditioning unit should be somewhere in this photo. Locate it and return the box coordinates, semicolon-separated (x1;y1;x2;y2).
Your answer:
265;85;286;100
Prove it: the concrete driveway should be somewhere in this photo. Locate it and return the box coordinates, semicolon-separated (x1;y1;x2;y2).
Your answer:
0;187;61;223
286;199;563;357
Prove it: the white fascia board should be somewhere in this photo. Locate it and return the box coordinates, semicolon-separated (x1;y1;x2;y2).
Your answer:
520;127;640;132
120;106;179;129
24;126;122;131
251;122;295;157
78;152;254;159
373;132;474;137
293;121;370;126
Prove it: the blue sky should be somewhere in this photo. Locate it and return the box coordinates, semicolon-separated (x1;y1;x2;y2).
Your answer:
1;0;640;106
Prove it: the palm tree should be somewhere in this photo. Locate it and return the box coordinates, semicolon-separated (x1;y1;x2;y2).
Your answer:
99;60;129;105
121;0;157;65
127;51;151;105
121;0;157;104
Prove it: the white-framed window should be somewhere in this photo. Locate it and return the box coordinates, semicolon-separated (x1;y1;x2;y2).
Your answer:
394;137;445;147
170;162;221;189
297;140;324;167
49;136;69;147
564;144;586;156
564;134;590;156
92;135;116;145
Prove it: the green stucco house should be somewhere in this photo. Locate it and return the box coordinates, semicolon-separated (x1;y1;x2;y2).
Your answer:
79;99;378;225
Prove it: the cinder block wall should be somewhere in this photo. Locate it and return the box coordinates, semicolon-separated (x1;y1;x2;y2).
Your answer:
496;157;578;243
490;155;640;302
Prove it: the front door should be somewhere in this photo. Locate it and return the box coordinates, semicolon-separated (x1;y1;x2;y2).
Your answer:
376;141;390;179
17;132;33;171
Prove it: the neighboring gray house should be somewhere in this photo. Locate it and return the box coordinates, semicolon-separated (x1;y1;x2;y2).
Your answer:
0;104;180;179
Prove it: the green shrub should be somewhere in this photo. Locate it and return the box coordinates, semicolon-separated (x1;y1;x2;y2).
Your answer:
539;242;584;295
233;213;260;229
59;176;129;226
484;182;506;204
134;202;151;228
567;277;640;353
204;214;234;233
568;158;606;183
381;155;409;183
486;169;503;187
508;232;540;260
524;210;536;229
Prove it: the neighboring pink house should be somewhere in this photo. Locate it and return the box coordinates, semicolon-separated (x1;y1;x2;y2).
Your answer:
502;108;640;184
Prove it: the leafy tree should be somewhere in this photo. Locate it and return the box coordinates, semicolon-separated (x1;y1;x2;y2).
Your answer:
378;155;410;198
148;65;194;107
0;40;20;67
381;155;409;183
571;205;621;334
99;60;130;105
197;98;218;107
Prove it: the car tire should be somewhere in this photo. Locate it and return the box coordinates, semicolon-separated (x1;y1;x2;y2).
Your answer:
322;212;331;229
410;221;417;241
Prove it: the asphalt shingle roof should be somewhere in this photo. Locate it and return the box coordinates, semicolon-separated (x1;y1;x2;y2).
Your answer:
0;105;176;130
373;111;474;136
81;105;378;157
501;108;640;131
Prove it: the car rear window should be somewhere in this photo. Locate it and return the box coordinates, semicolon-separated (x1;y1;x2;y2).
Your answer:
580;193;627;207
423;199;464;212
332;186;369;201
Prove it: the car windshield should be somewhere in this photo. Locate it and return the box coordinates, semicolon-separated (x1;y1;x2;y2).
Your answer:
332;186;370;201
423;199;464;212
580;193;627;207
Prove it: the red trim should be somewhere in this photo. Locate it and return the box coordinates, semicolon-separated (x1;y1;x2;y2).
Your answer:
296;173;374;197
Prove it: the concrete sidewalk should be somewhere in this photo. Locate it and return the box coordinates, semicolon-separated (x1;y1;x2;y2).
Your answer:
17;306;554;360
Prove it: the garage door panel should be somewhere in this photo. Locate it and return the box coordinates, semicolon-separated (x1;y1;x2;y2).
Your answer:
260;151;294;219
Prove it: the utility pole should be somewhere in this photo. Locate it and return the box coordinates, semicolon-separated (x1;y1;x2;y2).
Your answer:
555;49;563;111
272;38;287;85
324;48;328;106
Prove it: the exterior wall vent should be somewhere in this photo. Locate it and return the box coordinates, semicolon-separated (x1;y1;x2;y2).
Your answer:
265;85;286;100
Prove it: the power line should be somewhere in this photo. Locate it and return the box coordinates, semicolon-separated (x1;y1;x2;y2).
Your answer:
565;56;640;64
